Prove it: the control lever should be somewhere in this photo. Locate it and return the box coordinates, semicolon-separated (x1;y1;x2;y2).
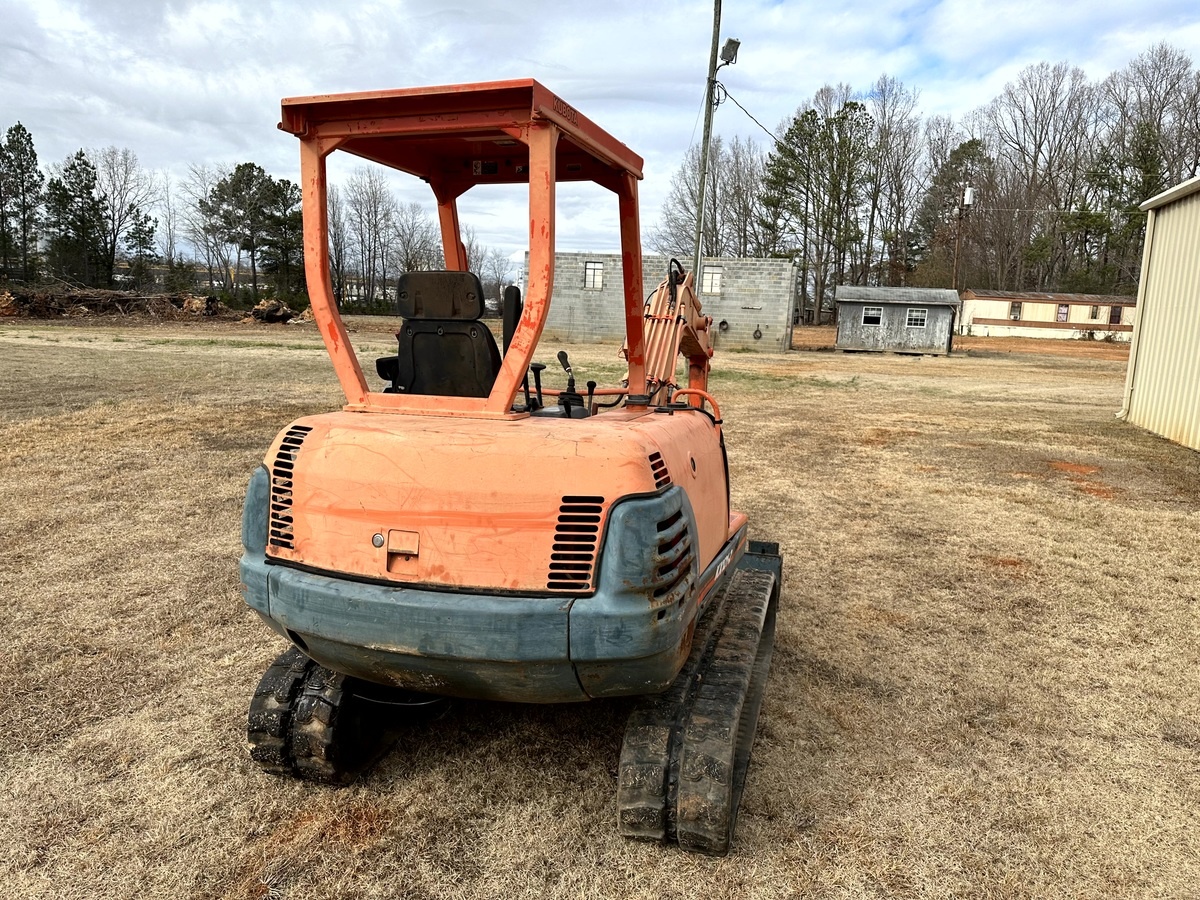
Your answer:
586;380;597;416
530;362;546;409
556;351;574;389
556;350;583;417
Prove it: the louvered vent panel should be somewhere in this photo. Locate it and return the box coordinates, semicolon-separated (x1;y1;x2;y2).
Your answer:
268;425;313;550
546;495;604;591
648;451;672;489
651;509;695;606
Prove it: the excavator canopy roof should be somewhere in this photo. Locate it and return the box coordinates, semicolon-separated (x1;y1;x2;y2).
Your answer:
280;79;651;417
279;79;644;188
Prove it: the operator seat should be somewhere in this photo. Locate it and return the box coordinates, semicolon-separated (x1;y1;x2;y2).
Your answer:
375;271;501;398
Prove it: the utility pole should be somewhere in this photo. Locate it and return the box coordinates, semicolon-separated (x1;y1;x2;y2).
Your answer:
691;3;738;283
951;185;974;293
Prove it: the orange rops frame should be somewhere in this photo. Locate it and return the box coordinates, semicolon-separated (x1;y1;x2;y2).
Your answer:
278;80;650;418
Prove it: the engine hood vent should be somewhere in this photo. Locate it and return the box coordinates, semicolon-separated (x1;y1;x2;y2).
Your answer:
268;425;313;550
648;451;672;489
547;495;604;591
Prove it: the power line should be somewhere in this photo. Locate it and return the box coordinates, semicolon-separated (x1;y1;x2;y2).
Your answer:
718;83;785;150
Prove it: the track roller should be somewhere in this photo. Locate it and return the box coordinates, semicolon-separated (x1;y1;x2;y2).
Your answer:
617;543;780;856
248;647;447;785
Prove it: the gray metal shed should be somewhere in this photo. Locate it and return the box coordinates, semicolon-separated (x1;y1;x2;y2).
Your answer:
834;286;960;355
1119;174;1200;451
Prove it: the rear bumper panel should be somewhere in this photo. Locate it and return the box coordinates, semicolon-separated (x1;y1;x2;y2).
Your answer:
240;471;741;703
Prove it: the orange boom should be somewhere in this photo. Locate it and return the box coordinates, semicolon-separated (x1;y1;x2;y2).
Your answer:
239;80;780;856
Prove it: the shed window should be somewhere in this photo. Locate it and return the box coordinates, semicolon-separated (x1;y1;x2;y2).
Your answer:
1057;304;1069;322
1089;305;1099;320
583;261;603;290
906;308;928;328
701;266;722;294
1009;302;1022;320
1109;306;1122;325
862;306;882;326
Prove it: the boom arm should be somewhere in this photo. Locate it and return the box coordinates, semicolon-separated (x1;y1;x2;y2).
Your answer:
637;261;714;405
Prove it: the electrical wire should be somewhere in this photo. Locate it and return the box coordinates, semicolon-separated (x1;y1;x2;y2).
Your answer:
717;82;786;150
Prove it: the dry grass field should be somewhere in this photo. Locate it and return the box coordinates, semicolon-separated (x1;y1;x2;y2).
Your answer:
1;317;1197;899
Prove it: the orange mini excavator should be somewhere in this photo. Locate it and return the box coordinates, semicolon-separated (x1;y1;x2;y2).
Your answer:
239;80;780;855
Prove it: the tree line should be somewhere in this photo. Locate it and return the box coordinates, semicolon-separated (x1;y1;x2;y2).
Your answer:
652;42;1200;322
0;132;514;310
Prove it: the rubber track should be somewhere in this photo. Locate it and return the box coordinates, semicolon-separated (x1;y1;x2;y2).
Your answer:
616;567;778;856
248;649;396;785
289;664;361;785
247;647;314;776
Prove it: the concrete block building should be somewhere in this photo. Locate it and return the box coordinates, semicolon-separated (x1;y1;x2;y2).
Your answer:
533;253;797;352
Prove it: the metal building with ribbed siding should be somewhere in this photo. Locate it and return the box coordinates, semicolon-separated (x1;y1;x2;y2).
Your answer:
1120;176;1200;452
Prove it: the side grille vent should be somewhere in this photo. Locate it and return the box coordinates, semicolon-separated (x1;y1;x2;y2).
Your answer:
648;451;672;489
268;425;313;550
547;495;604;591
651;509;695;606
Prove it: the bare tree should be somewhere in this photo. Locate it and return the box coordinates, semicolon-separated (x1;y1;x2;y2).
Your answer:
1105;42;1200;184
650;142;706;258
327;183;348;306
477;246;513;310
391;201;440;273
722;136;768;256
181;163;235;292
156;170;178;264
976;61;1101;289
868;75;925;285
344;166;396;308
92;146;159;285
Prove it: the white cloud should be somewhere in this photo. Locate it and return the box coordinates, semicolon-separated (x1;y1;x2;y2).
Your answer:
2;0;1199;257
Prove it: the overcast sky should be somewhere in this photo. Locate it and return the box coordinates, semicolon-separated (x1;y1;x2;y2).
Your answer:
3;0;1199;260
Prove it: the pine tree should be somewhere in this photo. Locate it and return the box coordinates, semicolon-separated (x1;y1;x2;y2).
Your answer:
45;150;107;285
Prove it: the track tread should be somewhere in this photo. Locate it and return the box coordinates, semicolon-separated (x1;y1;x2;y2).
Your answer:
248;649;423;786
247;647;313;776
617;580;734;841
290;665;359;785
676;568;776;855
617;565;779;856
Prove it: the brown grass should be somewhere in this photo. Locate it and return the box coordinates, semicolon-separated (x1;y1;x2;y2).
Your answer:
1;316;1198;898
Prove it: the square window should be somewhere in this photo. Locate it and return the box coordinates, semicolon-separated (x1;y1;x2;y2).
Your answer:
1009;302;1022;320
1057;304;1069;322
862;306;883;326
700;267;722;294
583;261;603;290
906;308;927;328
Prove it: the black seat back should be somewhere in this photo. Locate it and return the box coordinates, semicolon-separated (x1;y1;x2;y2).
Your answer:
502;284;523;354
390;271;500;398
